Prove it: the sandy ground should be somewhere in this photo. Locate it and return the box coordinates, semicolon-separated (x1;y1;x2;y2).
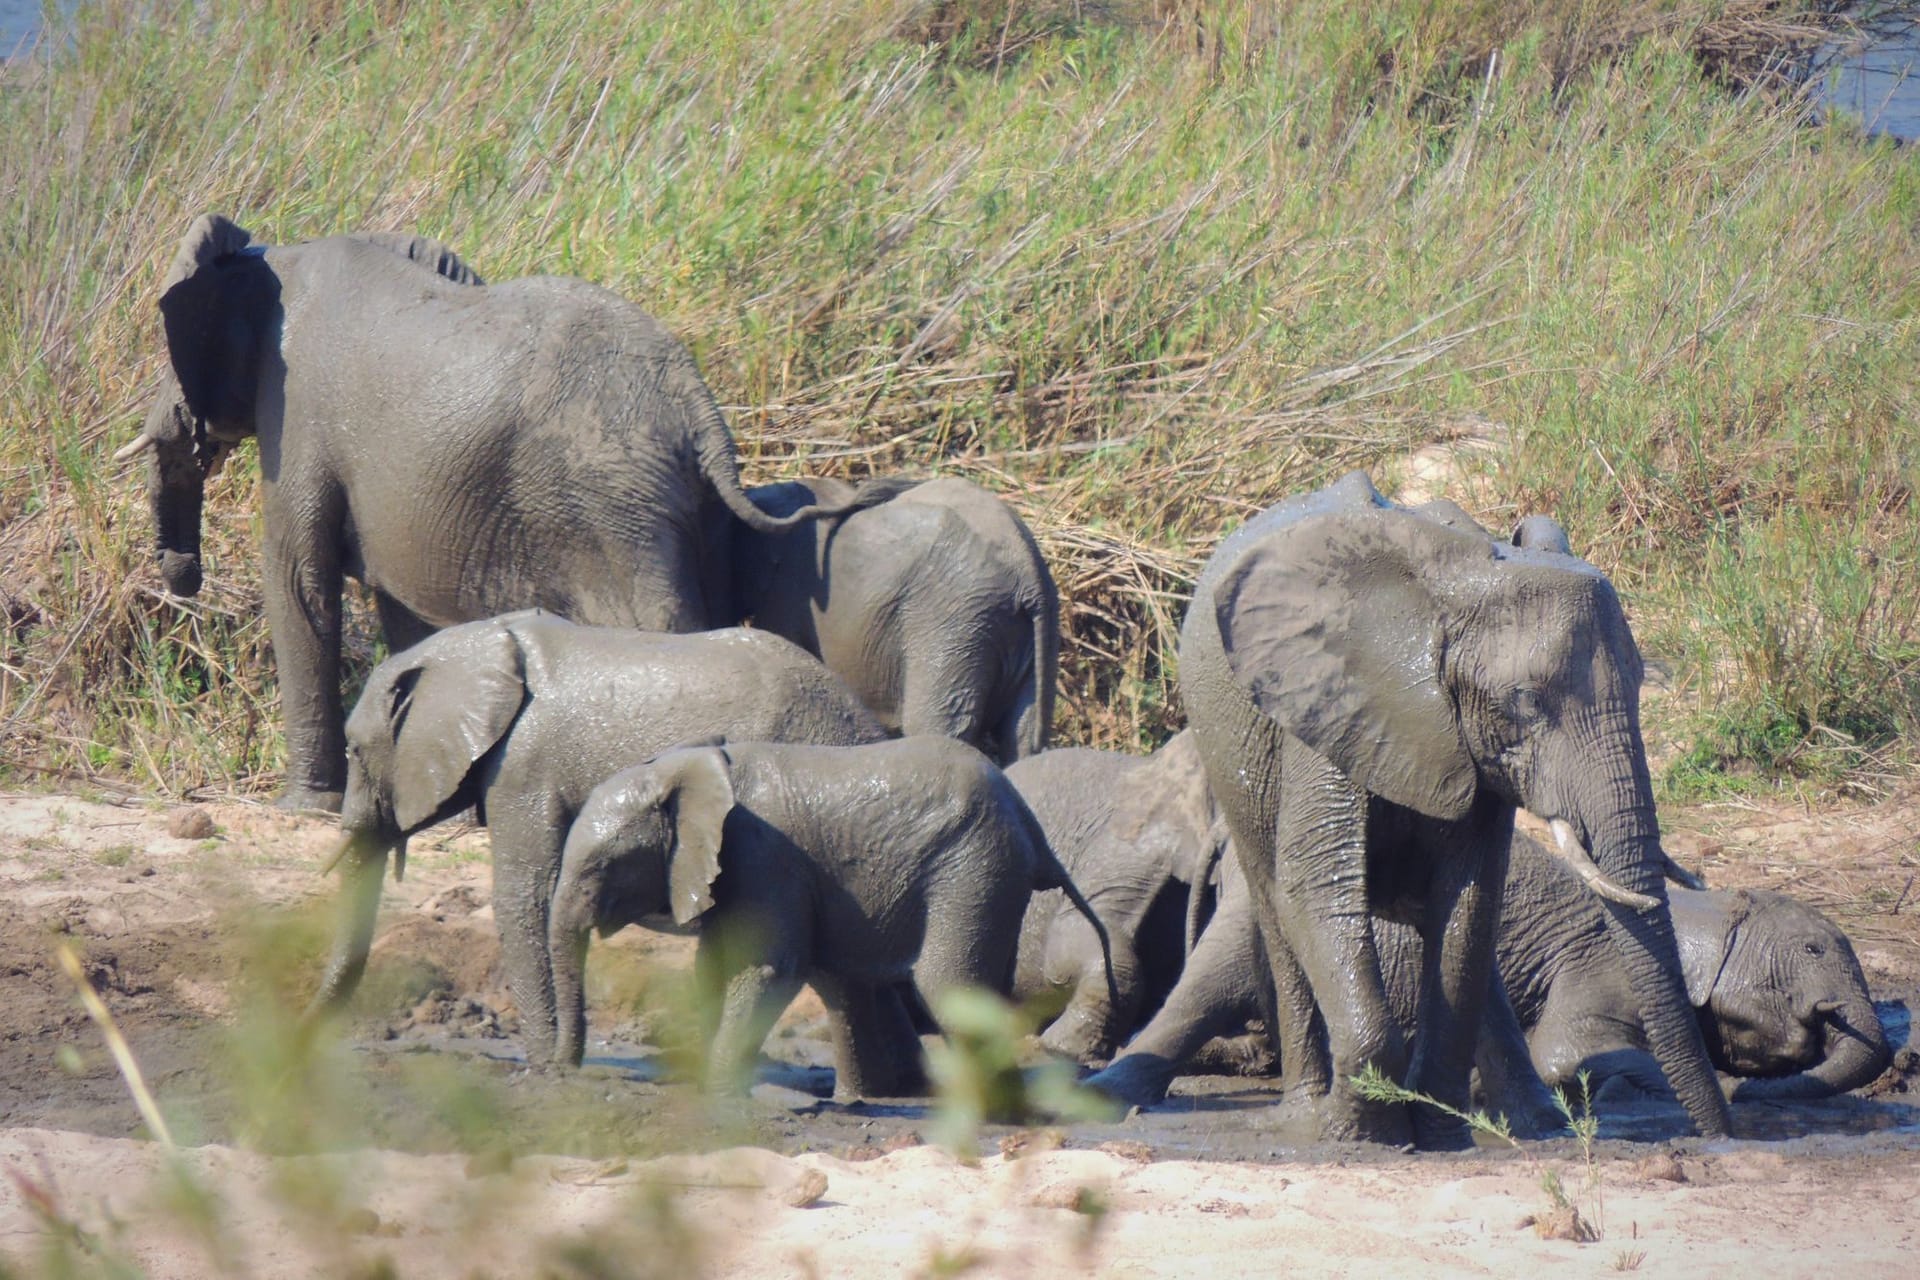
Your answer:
0;786;1916;1277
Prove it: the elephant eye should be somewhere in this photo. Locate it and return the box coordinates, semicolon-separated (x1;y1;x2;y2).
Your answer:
1510;687;1548;724
1803;941;1825;958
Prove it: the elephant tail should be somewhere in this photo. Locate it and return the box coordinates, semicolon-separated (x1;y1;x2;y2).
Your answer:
301;831;399;1025
694;406;916;533
1017;799;1119;1017
1022;584;1059;760
1185;824;1229;959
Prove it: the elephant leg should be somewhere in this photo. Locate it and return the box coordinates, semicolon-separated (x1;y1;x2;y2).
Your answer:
703;952;803;1096
262;488;348;811
898;660;989;758
1403;815;1511;1150
1037;917;1143;1065
1266;926;1329;1099
1473;965;1568;1140
1087;883;1270;1108
810;974;900;1102
373;588;437;656
1270;737;1409;1143
877;984;932;1095
487;800;566;1066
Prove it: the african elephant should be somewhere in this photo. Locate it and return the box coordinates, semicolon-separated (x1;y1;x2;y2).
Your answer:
549;737;1112;1099
1007;731;1230;1061
733;476;1059;764
116;214;883;812
1480;834;1892;1103
1013;734;1562;1137
1142;469;1730;1145
309;611;887;1065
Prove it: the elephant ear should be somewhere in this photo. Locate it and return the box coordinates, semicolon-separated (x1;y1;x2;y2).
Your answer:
1672;888;1747;1009
661;746;736;926
387;625;527;831
1511;515;1573;556
158;214;280;433
1212;507;1484;820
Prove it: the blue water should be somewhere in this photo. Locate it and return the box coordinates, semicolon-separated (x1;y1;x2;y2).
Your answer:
1815;8;1920;140
1;0;70;60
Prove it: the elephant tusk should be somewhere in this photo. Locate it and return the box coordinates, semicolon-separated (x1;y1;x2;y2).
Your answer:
1549;818;1660;911
1662;852;1707;891
113;434;155;462
1812;998;1843;1018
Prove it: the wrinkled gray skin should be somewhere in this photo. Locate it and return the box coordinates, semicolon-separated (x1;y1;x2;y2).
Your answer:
124;214;883;813
550;737;1112;1099
312;612;887;1065
1007;732;1233;1061
1138;470;1730;1145
734;476;1059;765
1012;734;1563;1138
1477;835;1891;1103
1117;829;1889;1111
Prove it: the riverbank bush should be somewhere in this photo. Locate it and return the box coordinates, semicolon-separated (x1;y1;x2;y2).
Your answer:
3;0;1913;798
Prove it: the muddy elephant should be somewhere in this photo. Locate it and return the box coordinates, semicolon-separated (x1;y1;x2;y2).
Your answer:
116;214;884;812
308;611;887;1065
1007;731;1231;1061
550;737;1111;1099
1113;825;1889;1113
1151;469;1729;1145
1478;835;1891;1103
1014;734;1560;1136
733;476;1059;764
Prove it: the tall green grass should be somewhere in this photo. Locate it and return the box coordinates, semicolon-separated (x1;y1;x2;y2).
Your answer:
2;0;1914;797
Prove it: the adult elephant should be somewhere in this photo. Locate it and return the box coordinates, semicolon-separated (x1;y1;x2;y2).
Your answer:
116;213;882;812
1161;470;1730;1145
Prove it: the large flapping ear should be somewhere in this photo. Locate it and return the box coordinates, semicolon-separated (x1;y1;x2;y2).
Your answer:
661;746;736;926
1212;506;1485;820
157;214;278;431
387;624;527;831
1671;887;1748;1010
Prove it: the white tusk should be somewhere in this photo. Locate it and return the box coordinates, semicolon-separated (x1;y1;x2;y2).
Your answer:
1662;853;1707;891
113;434;156;462
1550;818;1660;911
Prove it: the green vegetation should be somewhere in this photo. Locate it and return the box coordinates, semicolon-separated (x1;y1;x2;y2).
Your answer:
2;0;1914;800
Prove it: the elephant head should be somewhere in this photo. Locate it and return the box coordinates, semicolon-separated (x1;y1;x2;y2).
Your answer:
1211;488;1730;1136
116;214;482;598
549;747;735;1065
307;617;529;1014
1673;887;1891;1099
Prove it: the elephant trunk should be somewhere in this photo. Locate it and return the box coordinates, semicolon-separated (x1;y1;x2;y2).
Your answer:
145;400;208;598
1578;757;1733;1136
301;829;395;1021
1732;995;1891;1100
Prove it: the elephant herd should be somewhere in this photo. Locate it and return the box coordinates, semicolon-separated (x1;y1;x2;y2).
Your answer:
118;214;1891;1149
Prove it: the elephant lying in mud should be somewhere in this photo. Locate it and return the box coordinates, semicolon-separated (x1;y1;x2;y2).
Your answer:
549;737;1113;1099
734;476;1059;764
308;611;886;1065
1014;735;1890;1111
117;214;885;813
1164;469;1729;1144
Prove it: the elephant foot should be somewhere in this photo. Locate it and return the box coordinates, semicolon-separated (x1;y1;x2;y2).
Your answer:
1083;1053;1178;1110
275;786;344;816
1039;1006;1113;1066
1315;1093;1414;1147
1408;1101;1475;1152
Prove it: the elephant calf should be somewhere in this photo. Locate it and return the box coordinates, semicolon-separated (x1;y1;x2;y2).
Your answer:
311;611;887;1065
733;476;1059;764
550;737;1112;1100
